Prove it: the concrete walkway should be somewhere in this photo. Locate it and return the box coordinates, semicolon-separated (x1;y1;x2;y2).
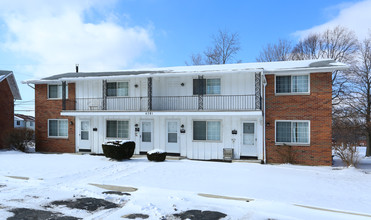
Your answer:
5;175;371;218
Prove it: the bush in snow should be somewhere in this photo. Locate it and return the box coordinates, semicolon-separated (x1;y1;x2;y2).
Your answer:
102;141;135;161
333;144;359;167
275;144;298;164
147;149;167;162
5;128;35;152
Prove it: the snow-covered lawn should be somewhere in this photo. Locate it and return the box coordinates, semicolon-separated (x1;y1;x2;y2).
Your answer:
0;149;370;220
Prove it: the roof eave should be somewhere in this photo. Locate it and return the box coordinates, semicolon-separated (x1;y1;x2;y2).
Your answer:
266;65;348;75
23;68;263;84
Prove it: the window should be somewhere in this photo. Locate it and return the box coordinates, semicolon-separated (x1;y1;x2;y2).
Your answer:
106;120;129;138
193;121;221;141
107;82;129;97
276;75;309;94
276;121;309;144
30;122;34;126
48;84;68;99
16;121;20;126
48;119;68;138
193;78;221;95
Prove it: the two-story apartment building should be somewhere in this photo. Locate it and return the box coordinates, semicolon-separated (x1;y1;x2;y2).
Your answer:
24;59;346;165
14;114;35;130
0;71;22;148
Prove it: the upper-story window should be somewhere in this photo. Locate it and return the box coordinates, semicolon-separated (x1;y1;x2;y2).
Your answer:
107;82;129;97
193;78;221;95
276;75;309;94
48;84;68;99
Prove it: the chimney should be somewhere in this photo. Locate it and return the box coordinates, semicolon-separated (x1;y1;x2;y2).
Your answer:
75;64;79;73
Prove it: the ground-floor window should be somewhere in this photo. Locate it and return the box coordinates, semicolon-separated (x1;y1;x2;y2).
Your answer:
193;120;221;141
106;120;129;138
275;120;309;144
48;119;68;138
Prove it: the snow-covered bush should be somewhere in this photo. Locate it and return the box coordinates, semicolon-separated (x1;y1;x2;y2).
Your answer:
333;144;359;167
147;149;167;162
102;140;135;160
5;128;35;152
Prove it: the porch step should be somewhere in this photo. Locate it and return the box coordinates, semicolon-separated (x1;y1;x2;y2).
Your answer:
132;155;185;160
232;159;262;164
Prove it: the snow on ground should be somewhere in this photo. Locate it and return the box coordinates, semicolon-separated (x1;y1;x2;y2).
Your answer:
0;149;370;220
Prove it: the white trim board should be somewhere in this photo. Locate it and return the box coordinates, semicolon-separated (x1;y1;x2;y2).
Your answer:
61;111;263;117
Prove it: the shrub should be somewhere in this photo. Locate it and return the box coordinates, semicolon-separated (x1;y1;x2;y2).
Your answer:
333;144;359;167
5;128;35;152
102;141;135;160
275;144;298;164
147;149;167;162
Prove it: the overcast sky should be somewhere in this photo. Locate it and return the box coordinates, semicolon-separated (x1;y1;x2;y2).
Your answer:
2;0;370;115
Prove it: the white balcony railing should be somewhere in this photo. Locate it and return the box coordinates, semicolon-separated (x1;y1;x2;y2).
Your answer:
68;95;260;111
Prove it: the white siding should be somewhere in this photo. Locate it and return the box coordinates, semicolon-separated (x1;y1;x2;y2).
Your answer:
75;73;256;99
75;114;263;160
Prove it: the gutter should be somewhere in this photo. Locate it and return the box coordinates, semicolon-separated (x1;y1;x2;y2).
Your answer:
266;65;348;75
22;69;266;84
27;83;35;89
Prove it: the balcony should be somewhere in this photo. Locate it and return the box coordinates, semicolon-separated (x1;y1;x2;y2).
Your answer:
65;95;261;112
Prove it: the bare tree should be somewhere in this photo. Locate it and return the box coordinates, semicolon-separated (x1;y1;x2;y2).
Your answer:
291;34;322;60
292;26;358;62
292;26;358;105
187;29;241;65
348;35;371;156
256;26;358;105
256;39;293;62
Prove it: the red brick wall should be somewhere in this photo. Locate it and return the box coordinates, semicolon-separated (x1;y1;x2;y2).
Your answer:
0;79;14;148
35;83;76;153
265;72;332;165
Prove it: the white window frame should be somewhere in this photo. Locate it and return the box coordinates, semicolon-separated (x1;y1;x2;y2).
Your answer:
205;78;221;95
48;84;68;99
275;120;310;145
48;119;68;138
105;120;130;139
106;81;129;97
192;120;222;142
275;74;310;95
193;78;221;95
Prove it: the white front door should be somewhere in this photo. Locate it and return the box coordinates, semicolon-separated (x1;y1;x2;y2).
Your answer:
166;120;180;153
241;122;257;156
79;120;91;151
140;120;153;152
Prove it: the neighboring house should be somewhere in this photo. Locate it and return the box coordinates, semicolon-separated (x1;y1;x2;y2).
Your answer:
24;59;346;165
0;71;22;148
14;114;35;130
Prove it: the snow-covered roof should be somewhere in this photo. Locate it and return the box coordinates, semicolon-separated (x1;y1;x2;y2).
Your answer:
23;59;347;84
14;114;35;121
0;71;22;100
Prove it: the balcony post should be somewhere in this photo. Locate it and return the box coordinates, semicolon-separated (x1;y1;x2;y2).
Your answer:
198;75;204;110
255;72;261;110
102;80;107;110
148;77;152;111
62;81;66;110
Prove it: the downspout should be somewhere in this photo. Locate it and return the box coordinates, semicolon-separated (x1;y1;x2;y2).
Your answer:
260;69;267;164
27;83;35;89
